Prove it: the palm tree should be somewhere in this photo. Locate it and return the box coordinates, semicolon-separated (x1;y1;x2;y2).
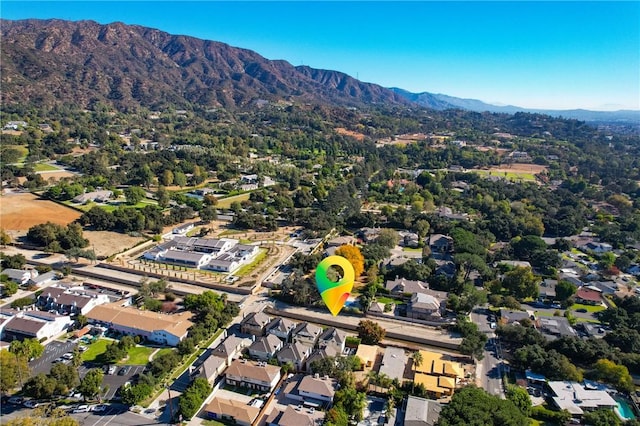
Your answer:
412;351;424;393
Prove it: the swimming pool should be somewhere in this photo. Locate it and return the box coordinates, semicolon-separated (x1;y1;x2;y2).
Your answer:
614;397;636;420
344;299;360;308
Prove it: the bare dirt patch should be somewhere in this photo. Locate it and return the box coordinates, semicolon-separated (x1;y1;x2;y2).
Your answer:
0;193;82;231
83;230;147;258
335;127;366;141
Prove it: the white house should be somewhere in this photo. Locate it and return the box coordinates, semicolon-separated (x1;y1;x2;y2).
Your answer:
1;309;73;341
38;285;110;316
2;269;37;286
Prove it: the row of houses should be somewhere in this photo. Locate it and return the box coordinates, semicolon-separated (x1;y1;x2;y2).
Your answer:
144;237;260;273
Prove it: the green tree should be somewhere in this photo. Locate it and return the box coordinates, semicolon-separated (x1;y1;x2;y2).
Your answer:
1;350;29;392
174;171;187;188
161;169;174;186
49;362;79;395
592;359;633;392
437;386;528;426
10;338;44;361
3;280;18;296
556;280;577;302
583;408;622;426
502;267;539;300
505;385;531;416
23;373;57;400
78;368;104;401
357;320;386;345
124;186;146;205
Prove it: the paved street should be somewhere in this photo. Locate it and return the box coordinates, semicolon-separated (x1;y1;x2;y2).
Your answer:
470;309;505;398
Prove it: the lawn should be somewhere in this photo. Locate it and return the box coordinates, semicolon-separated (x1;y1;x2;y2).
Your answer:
203;421;228;426
65;198;159;212
571;303;606;313
81;338;110;362
234;248;268;277
154;348;175;360
118;345;154;365
402;247;422;252
375;296;403;305
33;162;60;172
216;192;250;209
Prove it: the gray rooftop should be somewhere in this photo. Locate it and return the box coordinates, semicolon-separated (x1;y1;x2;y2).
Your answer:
379;346;407;382
405;396;442;426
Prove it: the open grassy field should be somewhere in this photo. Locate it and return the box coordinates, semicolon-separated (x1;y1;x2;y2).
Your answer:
0;192;82;231
33;163;61;172
81;339;110;362
64;198;158;213
571;303;606;313
470;164;547;182
216;192;251;209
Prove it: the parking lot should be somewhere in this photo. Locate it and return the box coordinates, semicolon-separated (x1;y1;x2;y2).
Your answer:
78;364;147;400
30;340;78;376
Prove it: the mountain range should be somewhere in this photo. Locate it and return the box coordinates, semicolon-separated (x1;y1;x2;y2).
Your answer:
1;18;638;125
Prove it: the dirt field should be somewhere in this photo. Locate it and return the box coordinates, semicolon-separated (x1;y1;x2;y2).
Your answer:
0;192;82;231
83;230;147;258
335;127;366;141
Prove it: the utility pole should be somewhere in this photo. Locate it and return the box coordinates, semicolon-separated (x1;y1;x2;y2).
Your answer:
166;386;174;425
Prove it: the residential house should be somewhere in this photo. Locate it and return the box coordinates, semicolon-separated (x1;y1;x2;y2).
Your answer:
358;228;381;243
434;261;456;279
499;309;534;325
207;253;240;272
548;381;616;416
326;236;357;248
211;335;252;365
379;346;407;383
590;281;618;295
1;309;73;341
277;342;312;371
538;317;577;340
37;285;110;315
497;260;532;269
266;317;297;342
225;359;281;392
248;334;283;360
428;234;454;253
161;250;212;269
266;406;316;426
305;345;339;372
72;190;113;204
575;287;603;305
284;374;337;406
412;350;463;398
355;344;378;370
404;396;442;426
1;269;37;286
385;278;428;296
368;302;388;315
172;223;195;234
539;279;557;301
29;271;58;286
205;398;260;426
399;231;420;248
407;293;446;320
86;302;194;346
292;322;322;347
240;311;271;336
191;353;226;384
317;327;346;353
579;242;613;254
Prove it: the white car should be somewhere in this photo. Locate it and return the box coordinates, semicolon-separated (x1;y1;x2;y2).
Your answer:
24;400;40;408
73;405;90;413
92;404;108;412
62;352;74;360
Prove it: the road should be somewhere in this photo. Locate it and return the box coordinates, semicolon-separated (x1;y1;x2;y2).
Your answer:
29;341;78;376
470;309;505;398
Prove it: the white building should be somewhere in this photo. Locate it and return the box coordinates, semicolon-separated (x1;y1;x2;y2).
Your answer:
1;309;73;341
548;381;617;416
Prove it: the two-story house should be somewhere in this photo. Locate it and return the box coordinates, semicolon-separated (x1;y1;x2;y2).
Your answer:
266;317;297;342
225;359;281;392
240;312;271;336
276;342;312;371
292;322;322;347
248;334;283;360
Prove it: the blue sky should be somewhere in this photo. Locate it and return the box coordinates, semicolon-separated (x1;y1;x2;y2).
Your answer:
2;1;639;111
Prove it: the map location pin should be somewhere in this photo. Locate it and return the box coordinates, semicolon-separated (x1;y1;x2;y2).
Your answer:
315;255;355;316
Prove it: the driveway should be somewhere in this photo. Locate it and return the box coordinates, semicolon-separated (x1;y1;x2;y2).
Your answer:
30;340;78;376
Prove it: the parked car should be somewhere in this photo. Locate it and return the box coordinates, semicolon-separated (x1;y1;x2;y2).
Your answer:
107;365;117;375
92;404;108;412
8;397;24;405
62;352;74;360
78;345;88;352
24;400;40;408
72;405;90;413
118;366;131;376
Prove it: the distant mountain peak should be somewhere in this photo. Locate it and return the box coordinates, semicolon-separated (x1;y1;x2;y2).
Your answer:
0;18;410;110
